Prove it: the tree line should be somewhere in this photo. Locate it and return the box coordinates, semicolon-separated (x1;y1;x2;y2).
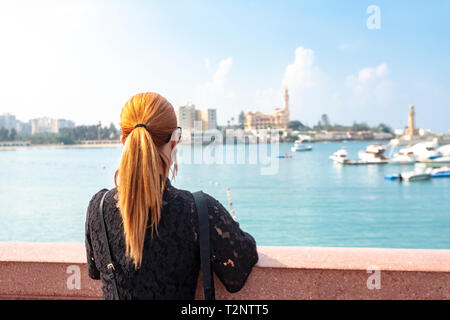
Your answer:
0;123;121;144
288;114;393;134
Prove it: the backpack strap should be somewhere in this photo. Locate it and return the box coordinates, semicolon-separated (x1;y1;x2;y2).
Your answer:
98;190;120;300
192;191;215;300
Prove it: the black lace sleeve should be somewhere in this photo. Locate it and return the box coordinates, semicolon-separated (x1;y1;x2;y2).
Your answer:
85;189;107;280
203;194;258;293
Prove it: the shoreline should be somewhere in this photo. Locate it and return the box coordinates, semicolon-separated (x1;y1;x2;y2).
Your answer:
0;143;122;151
0;139;394;151
0;139;391;151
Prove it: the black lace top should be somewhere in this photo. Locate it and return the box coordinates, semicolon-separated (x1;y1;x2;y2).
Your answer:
85;179;258;300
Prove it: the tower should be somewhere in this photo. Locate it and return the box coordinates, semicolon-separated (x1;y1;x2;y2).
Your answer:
407;105;415;137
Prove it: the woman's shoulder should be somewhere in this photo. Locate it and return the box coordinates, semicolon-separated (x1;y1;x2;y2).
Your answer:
88;188;110;205
166;181;220;209
86;188;111;220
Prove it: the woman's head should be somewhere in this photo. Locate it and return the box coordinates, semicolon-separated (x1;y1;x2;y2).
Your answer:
115;92;178;268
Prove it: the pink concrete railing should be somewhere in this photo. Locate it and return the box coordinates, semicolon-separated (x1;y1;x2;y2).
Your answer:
0;242;449;299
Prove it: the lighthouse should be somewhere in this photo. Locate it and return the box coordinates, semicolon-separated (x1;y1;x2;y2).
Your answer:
407;105;415;137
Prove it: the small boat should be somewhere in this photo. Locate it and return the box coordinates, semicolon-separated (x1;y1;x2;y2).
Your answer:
412;141;441;162
418;156;450;168
431;166;450;178
384;174;401;180
276;154;292;159
385;165;432;182
437;144;450;156
330;147;350;164
291;140;312;152
400;170;431;182
389;148;416;165
357;144;389;164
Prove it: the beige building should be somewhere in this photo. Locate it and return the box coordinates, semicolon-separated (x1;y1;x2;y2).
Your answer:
245;88;290;131
196;109;217;130
176;102;196;130
31;117;58;134
30;117;75;134
175;102;217;131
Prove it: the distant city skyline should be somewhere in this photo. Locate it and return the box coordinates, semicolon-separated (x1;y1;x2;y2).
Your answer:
0;113;75;135
0;1;449;132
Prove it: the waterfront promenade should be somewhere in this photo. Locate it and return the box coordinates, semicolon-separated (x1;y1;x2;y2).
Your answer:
1;242;449;300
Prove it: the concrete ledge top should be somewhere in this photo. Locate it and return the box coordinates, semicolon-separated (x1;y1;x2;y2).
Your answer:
1;242;450;272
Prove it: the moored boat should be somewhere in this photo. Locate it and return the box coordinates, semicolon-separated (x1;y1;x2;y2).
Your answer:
291;140;312;152
418;155;450;167
389;147;416;165
400;169;431;182
357;144;389;164
437;144;450;156
430;166;450;178
329;147;350;164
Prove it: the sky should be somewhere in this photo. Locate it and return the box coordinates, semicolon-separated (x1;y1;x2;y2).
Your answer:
0;0;449;132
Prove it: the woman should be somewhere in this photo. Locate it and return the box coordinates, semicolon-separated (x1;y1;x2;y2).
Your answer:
85;92;258;299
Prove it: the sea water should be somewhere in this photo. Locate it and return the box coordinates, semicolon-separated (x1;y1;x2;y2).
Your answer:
0;141;449;249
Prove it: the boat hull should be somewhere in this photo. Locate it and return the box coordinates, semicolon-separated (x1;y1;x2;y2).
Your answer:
403;175;431;182
418;159;450;168
432;172;450;178
344;160;389;165
291;146;312;152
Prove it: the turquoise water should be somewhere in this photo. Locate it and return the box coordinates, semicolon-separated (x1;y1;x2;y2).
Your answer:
0;141;449;249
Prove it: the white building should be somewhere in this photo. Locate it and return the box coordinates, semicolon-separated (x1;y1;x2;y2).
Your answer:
15;121;32;135
57;119;75;131
0;113;17;131
31;117;58;134
30;117;75;134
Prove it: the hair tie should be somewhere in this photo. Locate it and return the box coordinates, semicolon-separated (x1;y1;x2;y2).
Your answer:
134;124;147;129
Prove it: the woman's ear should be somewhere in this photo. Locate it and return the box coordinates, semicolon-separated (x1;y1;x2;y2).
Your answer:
170;140;177;149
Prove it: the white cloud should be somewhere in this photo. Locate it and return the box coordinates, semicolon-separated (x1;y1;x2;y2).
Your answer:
346;63;393;103
253;47;395;127
204;58;211;72
277;46;334;123
197;57;234;109
281;46;318;90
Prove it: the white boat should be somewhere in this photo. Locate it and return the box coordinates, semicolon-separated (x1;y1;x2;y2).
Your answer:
291;140;312;152
437;144;450;156
411;140;441;162
431;166;450;175
329;147;350;164
389;147;416;165
419;156;450;167
400;169;431;182
357;144;389;164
